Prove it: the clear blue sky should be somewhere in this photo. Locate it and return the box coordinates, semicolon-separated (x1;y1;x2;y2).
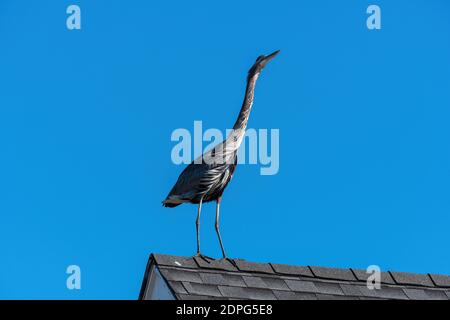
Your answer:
0;0;449;299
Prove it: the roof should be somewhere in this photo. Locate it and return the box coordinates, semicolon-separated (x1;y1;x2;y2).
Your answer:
139;253;450;300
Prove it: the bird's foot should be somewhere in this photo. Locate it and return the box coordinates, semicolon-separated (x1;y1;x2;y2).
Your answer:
194;253;214;264
221;256;239;269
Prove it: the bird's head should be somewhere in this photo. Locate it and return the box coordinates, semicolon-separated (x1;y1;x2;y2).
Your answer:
248;50;280;78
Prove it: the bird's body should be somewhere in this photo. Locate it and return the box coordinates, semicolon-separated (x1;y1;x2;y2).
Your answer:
163;122;244;204
163;51;279;258
163;149;237;206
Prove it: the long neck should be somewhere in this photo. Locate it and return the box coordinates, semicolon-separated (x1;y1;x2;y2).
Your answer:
232;72;260;131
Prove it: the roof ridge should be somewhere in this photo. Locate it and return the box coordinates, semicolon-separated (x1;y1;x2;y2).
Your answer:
150;253;450;289
143;253;450;300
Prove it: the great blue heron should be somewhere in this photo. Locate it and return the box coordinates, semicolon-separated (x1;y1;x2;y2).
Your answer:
163;50;280;259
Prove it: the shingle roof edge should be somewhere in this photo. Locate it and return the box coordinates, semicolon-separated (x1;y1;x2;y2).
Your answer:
149;253;450;289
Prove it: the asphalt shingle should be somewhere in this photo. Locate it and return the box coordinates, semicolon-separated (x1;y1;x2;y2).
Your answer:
141;254;450;300
218;286;277;300
284;279;318;293
176;294;223;300
233;260;274;274
182;282;223;297
309;266;356;281
167;281;188;294
429;274;450;288
159;268;203;284
403;288;431;300
272;290;317;300
260;276;290;291
340;284;362;296
357;285;409;300
351;268;396;285
316;294;359;300
152;254;197;269
241;275;290;291
270;263;313;277
314;282;344;296
390;271;434;287
194;257;238;272
242;276;269;289
199;272;246;287
424;289;448;300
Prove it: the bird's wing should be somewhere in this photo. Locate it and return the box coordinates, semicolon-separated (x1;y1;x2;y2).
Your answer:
164;139;237;204
167;160;212;200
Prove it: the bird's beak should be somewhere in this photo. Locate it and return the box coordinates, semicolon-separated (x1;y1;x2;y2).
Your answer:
261;50;280;67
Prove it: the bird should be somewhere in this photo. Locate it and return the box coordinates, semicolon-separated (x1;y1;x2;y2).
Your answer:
163;50;280;260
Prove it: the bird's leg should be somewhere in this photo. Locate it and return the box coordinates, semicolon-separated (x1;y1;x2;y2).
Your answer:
215;196;227;259
214;197;238;269
196;197;203;256
226;257;239;270
194;197;214;263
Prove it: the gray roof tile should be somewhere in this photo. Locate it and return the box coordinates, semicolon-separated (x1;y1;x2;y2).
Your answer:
152;254;197;269
424;289;448;300
284;279;318;293
159;268;203;284
314;281;344;295
167;281;188;294
358;285;409;300
403;288;431;300
316;294;359;300
242;276;269;289
233;260;274;274
176;294;223;300
390;271;434;287
270;263;313;277
272;290;317;300
194;257;238;272
199;272;246;287
261;277;290;291
182;282;223;297
429;274;450;288
310;266;356;281
143;254;450;300
351;268;396;285
218;286;277;300
340;284;362;296
242;276;291;291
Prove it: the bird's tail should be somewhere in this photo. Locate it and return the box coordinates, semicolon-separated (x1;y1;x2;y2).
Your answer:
162;200;181;208
162;195;183;208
